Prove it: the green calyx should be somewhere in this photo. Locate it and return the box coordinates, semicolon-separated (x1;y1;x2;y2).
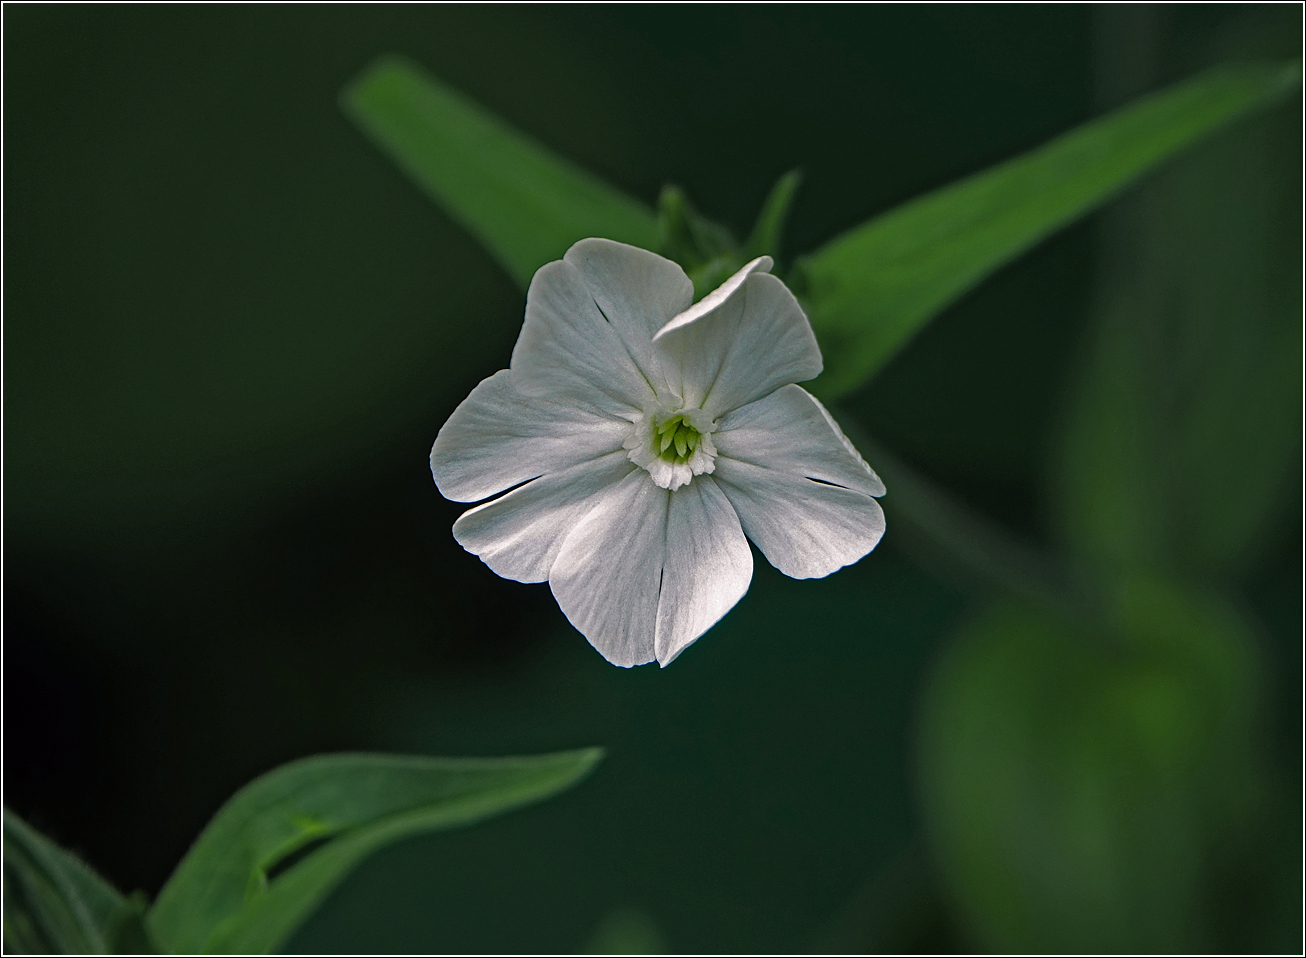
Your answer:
654;415;703;464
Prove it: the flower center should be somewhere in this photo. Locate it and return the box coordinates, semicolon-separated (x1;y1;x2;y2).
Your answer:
624;403;717;492
654;414;703;464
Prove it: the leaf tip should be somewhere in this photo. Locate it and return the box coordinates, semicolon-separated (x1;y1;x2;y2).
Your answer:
338;53;421;116
572;746;606;773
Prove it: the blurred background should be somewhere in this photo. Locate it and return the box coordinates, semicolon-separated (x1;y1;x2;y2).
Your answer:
4;5;1300;953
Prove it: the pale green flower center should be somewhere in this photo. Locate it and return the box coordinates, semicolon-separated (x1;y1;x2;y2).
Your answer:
623;402;716;491
654;414;704;465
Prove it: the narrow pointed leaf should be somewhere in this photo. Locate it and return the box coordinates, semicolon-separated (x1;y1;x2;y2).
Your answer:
743;169;802;262
798;61;1302;398
147;749;603;954
3;808;137;955
342;56;658;289
656;184;741;297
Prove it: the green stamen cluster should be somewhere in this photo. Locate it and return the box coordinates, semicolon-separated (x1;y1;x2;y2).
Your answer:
655;414;703;464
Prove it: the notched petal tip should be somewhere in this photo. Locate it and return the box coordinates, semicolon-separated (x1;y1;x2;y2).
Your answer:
655;638;695;668
511;260;655;410
712;385;886;579
549;471;665;669
562;238;695;341
803;389;884;496
652;477;752;666
596;645;657;669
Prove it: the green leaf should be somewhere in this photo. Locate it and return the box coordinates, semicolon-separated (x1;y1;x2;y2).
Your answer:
655;185;740;297
342;56;658;290
1055;66;1302;579
146;749;604;954
3;808;144;954
742;169;802;263
583;906;668;954
917;579;1266;952
796;61;1302;398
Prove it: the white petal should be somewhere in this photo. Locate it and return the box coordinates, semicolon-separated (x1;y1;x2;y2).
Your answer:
510;260;656;413
550;470;669;667
430;369;629;503
654;476;753;667
653;268;822;419
713;385;886;579
549;471;753;668
452;450;636;583
510;240;692;411
657;255;771;332
715;385;884;496
564;238;694;390
715;463;886;580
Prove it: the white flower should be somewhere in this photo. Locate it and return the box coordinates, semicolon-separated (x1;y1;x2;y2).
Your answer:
430;238;886;667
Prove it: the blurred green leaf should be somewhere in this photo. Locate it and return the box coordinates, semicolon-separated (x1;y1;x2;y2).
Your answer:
3;808;147;955
147;749;604;954
655;184;741;297
583;906;667;954
917;578;1266;953
797;61;1301;398
742;169;802;264
342;56;658;290
1055;75;1301;579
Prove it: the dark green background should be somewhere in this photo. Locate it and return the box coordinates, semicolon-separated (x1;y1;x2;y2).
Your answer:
4;5;1299;953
